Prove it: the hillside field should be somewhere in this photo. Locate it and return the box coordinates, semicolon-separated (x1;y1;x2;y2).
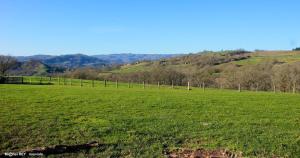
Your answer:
111;51;300;74
0;83;300;157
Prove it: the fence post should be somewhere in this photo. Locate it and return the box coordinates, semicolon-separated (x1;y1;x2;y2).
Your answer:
143;81;145;89
256;83;259;92
30;78;32;84
293;83;296;94
188;81;190;91
238;84;241;92
202;82;205;92
172;80;174;89
104;80;107;87
273;85;276;93
158;81;160;88
116;80;118;88
80;79;83;87
21;76;24;84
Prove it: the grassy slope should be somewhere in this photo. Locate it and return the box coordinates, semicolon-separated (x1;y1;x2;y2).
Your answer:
111;62;154;73
0;84;300;157
232;51;300;65
112;51;300;73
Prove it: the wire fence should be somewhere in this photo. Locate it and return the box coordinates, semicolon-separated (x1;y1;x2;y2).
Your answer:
1;76;298;94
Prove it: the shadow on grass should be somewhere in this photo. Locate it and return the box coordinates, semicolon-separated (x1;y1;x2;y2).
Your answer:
0;141;118;157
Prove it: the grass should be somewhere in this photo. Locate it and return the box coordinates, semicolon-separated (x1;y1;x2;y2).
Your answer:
0;81;300;157
233;51;300;65
111;62;152;73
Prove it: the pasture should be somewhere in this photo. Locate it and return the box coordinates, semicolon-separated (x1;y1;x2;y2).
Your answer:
0;81;300;157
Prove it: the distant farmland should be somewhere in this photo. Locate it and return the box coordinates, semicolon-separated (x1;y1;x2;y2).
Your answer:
0;81;299;157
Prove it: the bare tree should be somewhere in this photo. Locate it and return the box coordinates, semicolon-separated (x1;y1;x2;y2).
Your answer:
0;55;17;76
289;62;300;92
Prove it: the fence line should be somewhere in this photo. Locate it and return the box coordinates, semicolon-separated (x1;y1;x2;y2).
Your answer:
1;76;299;94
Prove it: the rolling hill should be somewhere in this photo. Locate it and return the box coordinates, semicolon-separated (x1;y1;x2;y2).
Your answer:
93;53;180;64
16;54;107;68
15;53;180;68
9;60;65;76
42;54;107;68
110;50;300;74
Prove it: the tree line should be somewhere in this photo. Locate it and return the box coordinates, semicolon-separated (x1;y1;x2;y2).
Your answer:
60;60;300;93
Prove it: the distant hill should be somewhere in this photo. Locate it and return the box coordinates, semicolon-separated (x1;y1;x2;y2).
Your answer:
110;50;300;74
16;54;106;68
43;54;107;68
16;55;54;62
15;53;180;68
9;60;65;76
93;53;181;64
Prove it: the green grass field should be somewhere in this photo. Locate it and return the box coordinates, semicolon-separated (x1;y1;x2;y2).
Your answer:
0;82;300;157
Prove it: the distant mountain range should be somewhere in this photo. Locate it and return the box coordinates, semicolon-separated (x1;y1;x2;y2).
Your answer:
15;53;180;68
92;54;179;64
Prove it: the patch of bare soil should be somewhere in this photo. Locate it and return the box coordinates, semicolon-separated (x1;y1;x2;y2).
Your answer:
165;148;242;158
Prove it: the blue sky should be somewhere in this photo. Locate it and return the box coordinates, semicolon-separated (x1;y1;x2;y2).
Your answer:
0;0;299;56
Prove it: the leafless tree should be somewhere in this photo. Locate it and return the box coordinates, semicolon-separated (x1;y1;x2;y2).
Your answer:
0;55;17;76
